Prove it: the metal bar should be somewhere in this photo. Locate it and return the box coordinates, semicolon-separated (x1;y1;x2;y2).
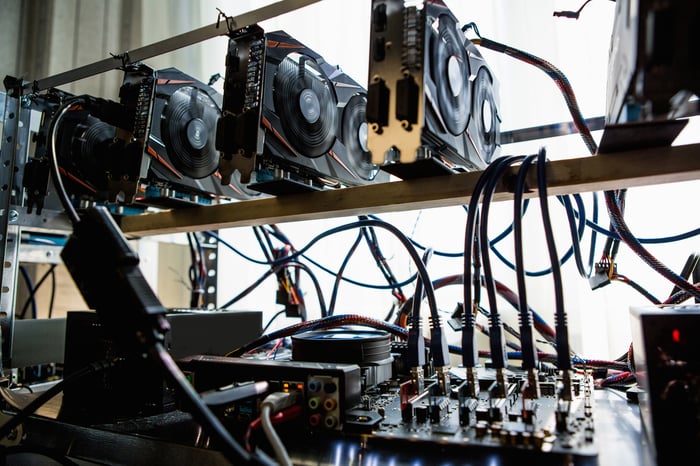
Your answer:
24;0;323;92
501;100;700;145
0;92;28;372
500;116;606;144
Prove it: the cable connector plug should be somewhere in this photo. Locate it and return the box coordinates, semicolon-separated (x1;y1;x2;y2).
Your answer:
407;312;426;369
261;391;300;413
429;315;450;368
429;315;451;395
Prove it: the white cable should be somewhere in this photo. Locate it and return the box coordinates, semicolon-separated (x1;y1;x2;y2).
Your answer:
260;403;292;466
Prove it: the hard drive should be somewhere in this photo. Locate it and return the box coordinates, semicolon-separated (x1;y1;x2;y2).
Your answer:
366;0;501;179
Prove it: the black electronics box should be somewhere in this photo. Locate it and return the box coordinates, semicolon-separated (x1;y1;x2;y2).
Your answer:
629;304;700;466
178;355;362;431
60;310;262;424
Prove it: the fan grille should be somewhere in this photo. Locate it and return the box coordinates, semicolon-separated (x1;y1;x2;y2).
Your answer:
273;52;337;157
472;67;500;163
342;94;378;181
160;86;221;179
433;14;471;136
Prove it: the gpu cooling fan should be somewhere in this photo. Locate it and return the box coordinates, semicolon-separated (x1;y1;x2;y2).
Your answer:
218;29;387;196
367;0;501;179
144;68;261;205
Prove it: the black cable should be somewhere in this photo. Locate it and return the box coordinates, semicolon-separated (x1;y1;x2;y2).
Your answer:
18;265;37;319
0;360;114;441
209;229;420;292
537;150;572;371
553;0;593;19
613;275;661;304
262;310;288;334
47;265;57;319
362;225;406;301
204;231;269;265
248;219;438;321
150;342;273;465
303;253;417;290
463;155;515;369
285;262;326;318
560;194;589;278
221;261;327;318
467;24;700;300
253;226;274;264
584;219;700;244
407;249;431;370
513;154;540;370
19;265;58;319
488;193;587;277
480;155;525;370
328;228;364;316
230;314;410;358
605;190;700;300
47;97;84;227
371;201;530;259
187;233;203;308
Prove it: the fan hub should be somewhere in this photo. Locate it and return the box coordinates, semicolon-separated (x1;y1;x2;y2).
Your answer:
447;55;464;98
299;88;321;124
186;118;208;150
481;99;493;133
358;121;369;153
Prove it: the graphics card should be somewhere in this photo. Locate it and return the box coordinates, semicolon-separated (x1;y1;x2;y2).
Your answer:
607;0;700;124
142;67;260;205
217;29;389;196
48;65;256;211
366;0;501;179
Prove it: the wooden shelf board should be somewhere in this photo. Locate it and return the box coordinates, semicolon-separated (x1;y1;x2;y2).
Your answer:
119;143;700;236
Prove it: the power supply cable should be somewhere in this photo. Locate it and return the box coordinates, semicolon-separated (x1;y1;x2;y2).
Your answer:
208;229;418;291
466;24;700;300
537;150;572;373
204;231;269;265
221;261;326;318
228;314;409;357
513;154;540;371
463;156;517;371
361;223;408;303
407;248;432;386
328;228;365;316
263;219;438;324
47;97;87;227
612;274;661;304
480;155;526;372
18;265;37;319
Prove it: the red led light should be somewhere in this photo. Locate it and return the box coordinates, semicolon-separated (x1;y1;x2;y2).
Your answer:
672;328;681;343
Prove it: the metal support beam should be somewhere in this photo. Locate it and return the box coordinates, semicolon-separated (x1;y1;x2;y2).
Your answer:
22;0;323;92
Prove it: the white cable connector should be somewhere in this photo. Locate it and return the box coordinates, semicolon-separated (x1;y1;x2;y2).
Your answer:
262;391;299;413
260;392;300;466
